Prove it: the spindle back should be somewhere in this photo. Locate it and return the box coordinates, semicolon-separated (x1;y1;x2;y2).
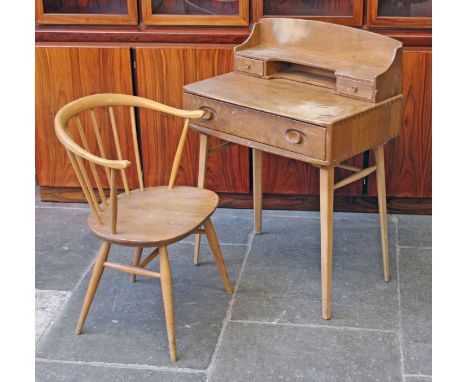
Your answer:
54;93;205;233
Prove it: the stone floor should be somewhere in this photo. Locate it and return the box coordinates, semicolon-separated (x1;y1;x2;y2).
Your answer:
35;199;431;382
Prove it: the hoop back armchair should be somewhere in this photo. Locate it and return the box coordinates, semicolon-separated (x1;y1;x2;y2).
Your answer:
54;93;233;362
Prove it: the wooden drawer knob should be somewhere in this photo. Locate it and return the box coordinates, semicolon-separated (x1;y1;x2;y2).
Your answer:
200;106;216;120
347;86;358;93
285;130;302;144
244;63;251;70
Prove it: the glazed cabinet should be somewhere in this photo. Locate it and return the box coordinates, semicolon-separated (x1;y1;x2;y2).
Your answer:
35;0;432;213
35;0;139;25
253;0;364;26
367;0;432;27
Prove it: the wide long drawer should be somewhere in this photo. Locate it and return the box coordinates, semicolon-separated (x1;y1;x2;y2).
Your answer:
183;93;326;161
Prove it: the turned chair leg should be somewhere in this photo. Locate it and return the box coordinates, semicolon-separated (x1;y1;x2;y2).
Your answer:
374;145;390;282
159;245;177;362
204;218;233;295
130;247;143;282
76;241;111;335
194;134;209;265
320;166;334;320
253;149;263;234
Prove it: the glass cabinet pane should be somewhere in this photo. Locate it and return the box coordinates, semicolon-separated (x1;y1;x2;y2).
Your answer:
152;0;240;16
263;0;354;17
43;0;128;15
377;0;431;18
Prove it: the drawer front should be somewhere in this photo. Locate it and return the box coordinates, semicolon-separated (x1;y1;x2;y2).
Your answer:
234;56;264;77
184;93;326;160
336;77;376;101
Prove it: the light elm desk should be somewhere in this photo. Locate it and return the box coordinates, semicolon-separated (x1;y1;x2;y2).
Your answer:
183;18;403;320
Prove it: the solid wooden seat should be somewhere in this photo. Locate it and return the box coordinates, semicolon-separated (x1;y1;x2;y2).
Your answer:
54;93;232;362
88;186;218;247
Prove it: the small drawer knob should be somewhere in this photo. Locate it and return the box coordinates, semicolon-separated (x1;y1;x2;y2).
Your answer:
200;106;216;121
244;63;251;70
285;130;302;144
347;86;358;93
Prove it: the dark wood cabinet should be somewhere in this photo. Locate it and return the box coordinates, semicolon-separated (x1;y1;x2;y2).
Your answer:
35;0;432;213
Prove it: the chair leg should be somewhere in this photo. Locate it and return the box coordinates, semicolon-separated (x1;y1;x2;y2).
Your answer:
130;247;143;282
204;218;233;295
320;166;334;320
76;241;111;335
194;133;209;265
159;245;176;362
253;149;263;234
374;145;390;282
193;231;202;266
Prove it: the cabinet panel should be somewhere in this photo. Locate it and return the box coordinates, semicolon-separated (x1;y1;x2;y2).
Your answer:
135;47;250;193
368;49;432;197
141;0;249;26
367;0;432;28
36;0;138;25
254;0;363;26
35;47;138;189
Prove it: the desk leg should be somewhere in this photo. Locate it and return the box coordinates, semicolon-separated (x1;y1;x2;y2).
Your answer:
194;134;209;265
320;166;334;320
253;149;263;234
373;145;390;282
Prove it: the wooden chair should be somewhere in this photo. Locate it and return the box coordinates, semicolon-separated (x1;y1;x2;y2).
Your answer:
54;93;233;362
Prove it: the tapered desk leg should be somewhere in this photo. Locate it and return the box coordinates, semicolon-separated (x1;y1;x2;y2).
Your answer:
253;149;262;234
194;134;209;265
373;145;390;282
320;166;334;320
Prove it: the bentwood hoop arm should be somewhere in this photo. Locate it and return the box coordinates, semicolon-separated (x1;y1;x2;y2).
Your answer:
54;93;232;362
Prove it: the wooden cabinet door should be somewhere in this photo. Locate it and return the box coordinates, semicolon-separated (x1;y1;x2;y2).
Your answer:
368;48;432;197
135;46;250;193
35;47;137;189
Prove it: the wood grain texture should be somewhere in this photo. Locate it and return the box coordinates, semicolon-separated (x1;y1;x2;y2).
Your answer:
261;154;364;196
88;186;219;247
35;47;137;188
135;46;250;193
368;48;432;197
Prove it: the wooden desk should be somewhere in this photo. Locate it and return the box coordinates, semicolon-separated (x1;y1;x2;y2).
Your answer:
183;18;403;319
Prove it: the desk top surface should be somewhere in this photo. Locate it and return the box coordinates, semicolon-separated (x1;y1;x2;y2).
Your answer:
184;72;399;127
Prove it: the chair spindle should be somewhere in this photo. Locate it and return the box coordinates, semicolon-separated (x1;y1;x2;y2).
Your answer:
168;118;190;189
90;110;112;186
108;106;130;196
75;154;102;215
75;116;107;206
110;168;118;234
130;106;144;191
66;150;102;223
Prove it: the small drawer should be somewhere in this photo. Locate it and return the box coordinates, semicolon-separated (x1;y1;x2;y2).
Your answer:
234;56;264;77
184;93;326;160
336;77;376;101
